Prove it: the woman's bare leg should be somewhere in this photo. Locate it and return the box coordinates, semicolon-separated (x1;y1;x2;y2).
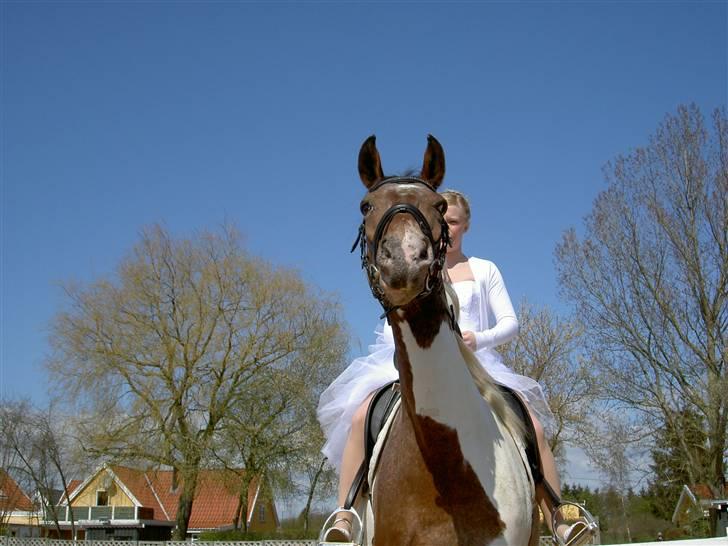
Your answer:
326;393;376;540
527;407;563;535
337;392;376;505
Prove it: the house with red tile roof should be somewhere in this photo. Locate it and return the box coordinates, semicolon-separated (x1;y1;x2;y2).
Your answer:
0;469;40;538
673;482;728;537
48;464;278;540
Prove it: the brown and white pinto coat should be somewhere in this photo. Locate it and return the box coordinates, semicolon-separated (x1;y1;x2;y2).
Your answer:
356;135;538;546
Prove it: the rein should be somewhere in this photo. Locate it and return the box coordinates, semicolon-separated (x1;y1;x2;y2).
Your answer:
351;176;451;318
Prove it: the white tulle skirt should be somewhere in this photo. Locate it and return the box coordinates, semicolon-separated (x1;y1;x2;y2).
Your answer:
317;323;555;473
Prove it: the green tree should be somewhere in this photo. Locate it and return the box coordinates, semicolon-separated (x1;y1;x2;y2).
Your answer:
555;104;728;497
46;225;347;539
561;484;674;544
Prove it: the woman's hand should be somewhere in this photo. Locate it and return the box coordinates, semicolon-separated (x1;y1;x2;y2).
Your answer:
461;331;477;351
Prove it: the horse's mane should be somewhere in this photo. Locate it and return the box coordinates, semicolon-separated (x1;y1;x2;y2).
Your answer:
444;282;527;443
375;175;527;442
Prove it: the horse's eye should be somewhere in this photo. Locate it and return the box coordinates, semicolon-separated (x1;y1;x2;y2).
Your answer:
361;202;373;215
436;200;448;214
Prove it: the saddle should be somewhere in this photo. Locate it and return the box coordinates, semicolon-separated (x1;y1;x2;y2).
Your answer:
342;379;544;510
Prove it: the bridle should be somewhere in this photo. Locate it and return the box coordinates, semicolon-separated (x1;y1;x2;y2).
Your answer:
351;176;451;318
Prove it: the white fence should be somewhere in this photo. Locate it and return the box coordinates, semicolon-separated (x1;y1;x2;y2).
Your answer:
2;536;727;546
0;540;316;546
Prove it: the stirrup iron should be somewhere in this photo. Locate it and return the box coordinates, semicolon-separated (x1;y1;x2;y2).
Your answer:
319;507;363;546
551;502;599;546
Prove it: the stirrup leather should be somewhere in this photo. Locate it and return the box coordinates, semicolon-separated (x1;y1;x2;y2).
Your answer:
319;507;363;546
551;502;599;546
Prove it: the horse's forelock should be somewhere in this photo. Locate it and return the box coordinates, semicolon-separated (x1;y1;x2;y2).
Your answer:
394;168;420;178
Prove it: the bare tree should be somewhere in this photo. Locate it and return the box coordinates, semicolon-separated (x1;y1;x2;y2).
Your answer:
210;375;314;533
0;399;79;538
278;386;338;535
297;449;337;534
582;414;641;543
46;224;348;539
210;325;344;533
499;301;599;456
0;421;27;536
555;104;728;495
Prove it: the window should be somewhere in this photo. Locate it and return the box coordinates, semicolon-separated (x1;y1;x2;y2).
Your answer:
96;490;108;506
258;505;266;523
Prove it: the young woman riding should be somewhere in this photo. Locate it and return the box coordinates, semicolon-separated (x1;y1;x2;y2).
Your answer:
318;190;582;544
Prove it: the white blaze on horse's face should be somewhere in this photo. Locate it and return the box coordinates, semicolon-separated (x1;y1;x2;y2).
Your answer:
362;184;446;307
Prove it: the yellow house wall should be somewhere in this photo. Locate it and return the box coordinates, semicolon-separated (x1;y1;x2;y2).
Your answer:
71;473;134;507
6;512;41;526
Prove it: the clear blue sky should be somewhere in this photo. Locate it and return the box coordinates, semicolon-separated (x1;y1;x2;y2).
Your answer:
2;1;726;486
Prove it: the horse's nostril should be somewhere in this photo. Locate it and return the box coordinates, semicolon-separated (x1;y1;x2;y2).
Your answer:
418;248;428;261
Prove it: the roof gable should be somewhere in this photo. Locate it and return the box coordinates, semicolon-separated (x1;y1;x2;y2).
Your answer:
0;469;34;512
108;465;163;515
689;483;728;500
61;480;82;504
67;465;141;509
673;483;728;525
106;466;273;530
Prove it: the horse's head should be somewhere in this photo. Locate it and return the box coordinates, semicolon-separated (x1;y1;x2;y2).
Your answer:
354;135;449;313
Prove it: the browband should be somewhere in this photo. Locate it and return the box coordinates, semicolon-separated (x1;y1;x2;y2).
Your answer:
367;176;436;193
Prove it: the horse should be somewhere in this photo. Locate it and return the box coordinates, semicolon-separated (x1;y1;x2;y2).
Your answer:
351;135;539;546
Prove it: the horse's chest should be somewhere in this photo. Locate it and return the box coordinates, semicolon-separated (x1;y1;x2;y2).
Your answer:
372;413;507;546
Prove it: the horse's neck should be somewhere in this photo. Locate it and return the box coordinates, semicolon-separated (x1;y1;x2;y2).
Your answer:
389;294;505;495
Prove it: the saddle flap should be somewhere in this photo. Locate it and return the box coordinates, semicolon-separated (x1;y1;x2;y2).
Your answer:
365;381;400;461
497;384;542;484
342;381;400;510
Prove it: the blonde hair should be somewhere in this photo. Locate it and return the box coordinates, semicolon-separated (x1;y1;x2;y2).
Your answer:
441;189;471;224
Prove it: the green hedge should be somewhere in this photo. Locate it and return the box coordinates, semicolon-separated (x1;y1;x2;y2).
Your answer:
198;528;319;541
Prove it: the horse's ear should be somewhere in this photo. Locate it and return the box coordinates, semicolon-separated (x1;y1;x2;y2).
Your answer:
358;135;384;189
420;134;445;188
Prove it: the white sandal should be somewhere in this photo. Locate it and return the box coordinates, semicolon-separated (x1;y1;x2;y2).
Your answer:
552;502;598;546
322;517;352;542
563;520;590;546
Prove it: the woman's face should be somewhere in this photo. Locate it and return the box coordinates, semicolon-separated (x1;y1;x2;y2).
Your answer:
444;203;469;254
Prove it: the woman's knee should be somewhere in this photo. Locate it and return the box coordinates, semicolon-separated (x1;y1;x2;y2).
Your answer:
526;408;549;449
351;395;374;433
532;415;545;441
